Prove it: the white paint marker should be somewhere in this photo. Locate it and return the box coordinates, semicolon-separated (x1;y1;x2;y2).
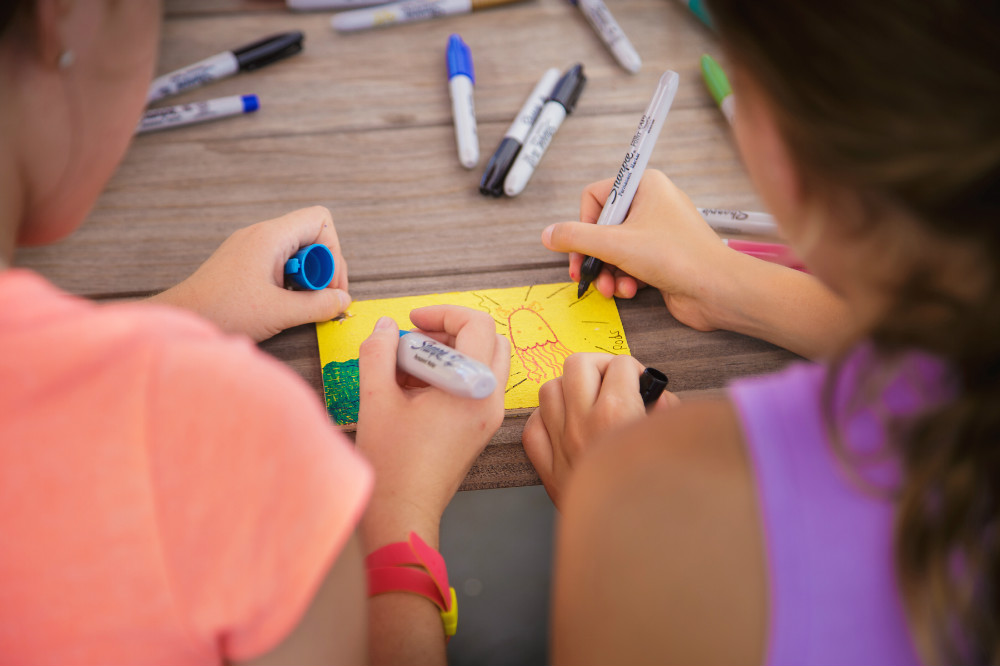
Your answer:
331;0;526;32
397;331;497;399
504;63;587;197
447;34;479;169
287;0;387;9
572;0;642;74
136;94;259;134
698;207;778;236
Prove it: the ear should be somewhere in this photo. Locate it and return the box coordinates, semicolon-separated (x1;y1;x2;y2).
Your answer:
33;0;73;68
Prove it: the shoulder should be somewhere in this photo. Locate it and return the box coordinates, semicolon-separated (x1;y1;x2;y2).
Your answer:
552;399;767;665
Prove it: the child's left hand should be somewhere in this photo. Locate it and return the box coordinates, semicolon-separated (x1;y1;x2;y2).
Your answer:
149;206;350;342
522;352;678;507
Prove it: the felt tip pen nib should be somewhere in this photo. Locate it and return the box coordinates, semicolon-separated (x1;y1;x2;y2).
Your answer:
577;280;590;298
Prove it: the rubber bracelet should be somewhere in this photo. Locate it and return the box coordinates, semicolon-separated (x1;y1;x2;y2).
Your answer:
366;532;457;639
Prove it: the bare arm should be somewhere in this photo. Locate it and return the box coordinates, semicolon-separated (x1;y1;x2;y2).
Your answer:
543;170;855;360
551;400;768;665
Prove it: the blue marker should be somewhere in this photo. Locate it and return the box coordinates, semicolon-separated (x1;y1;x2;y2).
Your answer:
447;34;478;169
136;94;260;134
285;243;335;290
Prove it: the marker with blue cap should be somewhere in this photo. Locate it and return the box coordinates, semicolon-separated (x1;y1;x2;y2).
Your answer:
447;34;479;169
285;243;336;290
136;94;260;134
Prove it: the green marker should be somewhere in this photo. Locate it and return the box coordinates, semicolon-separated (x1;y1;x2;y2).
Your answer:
700;54;734;126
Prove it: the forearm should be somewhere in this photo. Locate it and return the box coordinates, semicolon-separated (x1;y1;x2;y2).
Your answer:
362;502;448;666
703;249;857;360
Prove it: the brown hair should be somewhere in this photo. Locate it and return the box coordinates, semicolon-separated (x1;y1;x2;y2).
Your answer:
704;0;1000;662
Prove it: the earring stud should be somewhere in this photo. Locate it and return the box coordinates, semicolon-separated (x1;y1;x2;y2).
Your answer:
58;49;75;69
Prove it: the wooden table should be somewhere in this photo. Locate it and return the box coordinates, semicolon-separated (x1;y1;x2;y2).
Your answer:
15;0;797;489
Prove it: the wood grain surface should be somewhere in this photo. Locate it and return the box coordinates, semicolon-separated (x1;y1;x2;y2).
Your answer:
14;0;798;489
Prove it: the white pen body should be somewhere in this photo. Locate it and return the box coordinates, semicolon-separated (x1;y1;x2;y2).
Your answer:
449;74;479;169
503;102;567;196
332;0;472;31
146;52;239;104
595;71;679;227
136;95;252;134
288;0;387;9
397;331;497;399
504;67;561;143
576;0;641;74
698;208;778;236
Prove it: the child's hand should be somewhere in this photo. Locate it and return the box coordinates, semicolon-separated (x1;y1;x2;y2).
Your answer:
522;352;677;507
149;206;350;342
542;169;735;332
355;305;511;548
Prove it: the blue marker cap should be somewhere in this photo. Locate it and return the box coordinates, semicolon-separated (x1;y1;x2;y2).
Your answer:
446;34;474;83
241;94;260;113
284;243;335;290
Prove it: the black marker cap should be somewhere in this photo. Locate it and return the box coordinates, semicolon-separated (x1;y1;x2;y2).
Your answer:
479;136;521;197
639;367;669;406
234;31;305;72
549;63;587;115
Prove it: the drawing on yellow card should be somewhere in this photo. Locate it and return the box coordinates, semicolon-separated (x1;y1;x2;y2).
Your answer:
316;282;631;425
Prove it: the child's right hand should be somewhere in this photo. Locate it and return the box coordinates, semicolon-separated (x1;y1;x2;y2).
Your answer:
354;305;511;549
522;352;678;507
541;169;736;333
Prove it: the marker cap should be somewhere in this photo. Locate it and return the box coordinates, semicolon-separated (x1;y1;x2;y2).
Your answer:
639;367;669;406
284;243;335;290
241;94;260;113
447;34;475;82
479;136;520;197
700;54;732;105
549;63;586;114
234;31;305;71
687;0;714;28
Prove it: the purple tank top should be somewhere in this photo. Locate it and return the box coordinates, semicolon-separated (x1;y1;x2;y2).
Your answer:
728;343;951;666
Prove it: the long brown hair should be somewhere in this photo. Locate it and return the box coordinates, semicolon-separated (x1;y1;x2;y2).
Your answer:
704;1;1000;662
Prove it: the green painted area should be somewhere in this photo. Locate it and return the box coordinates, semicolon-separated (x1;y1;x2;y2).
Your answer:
322;358;361;425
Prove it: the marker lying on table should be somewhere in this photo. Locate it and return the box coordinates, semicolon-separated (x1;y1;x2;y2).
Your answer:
504;64;587;197
480;67;560;196
698;207;777;236
397;330;498;399
577;71;680;297
287;0;387;8
447;35;479;169
285;243;335;290
146;32;303;104
570;0;642;74
136;94;260;134
701;54;734;126
639;367;669;406
331;0;527;32
723;239;808;272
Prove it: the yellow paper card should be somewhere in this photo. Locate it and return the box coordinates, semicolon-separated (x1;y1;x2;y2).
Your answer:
316;283;631;425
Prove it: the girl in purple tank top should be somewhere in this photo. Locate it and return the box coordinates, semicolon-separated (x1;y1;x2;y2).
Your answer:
523;1;1000;663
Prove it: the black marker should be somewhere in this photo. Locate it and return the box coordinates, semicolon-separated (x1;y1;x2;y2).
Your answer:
147;31;304;104
639;367;669;406
479;68;560;197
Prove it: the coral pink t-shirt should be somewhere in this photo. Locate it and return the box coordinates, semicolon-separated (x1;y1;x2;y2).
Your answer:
0;270;373;665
